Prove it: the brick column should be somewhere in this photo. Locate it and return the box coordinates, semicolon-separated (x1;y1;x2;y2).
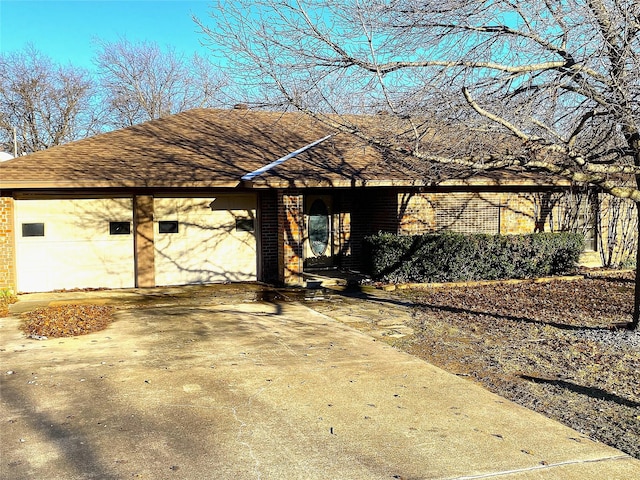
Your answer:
334;192;353;268
134;195;155;288
0;196;16;291
278;191;304;285
258;191;279;283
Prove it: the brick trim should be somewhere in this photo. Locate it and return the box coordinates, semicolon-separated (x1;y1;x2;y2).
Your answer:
134;195;155;288
278;191;304;285
0;197;16;291
258;192;279;283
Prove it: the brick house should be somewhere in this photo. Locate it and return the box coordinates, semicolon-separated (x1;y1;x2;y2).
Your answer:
0;108;597;293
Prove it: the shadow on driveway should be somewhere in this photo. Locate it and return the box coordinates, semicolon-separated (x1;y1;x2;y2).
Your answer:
2;285;639;479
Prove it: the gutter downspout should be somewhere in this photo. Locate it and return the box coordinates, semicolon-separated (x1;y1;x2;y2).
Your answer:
241;134;333;182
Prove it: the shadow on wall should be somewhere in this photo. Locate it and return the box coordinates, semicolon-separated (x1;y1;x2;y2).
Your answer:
15;195;259;292
103;196;256;287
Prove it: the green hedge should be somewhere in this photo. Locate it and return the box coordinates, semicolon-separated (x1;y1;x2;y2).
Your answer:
363;231;585;283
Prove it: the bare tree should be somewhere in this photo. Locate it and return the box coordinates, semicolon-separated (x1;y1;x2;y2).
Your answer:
599;195;638;268
94;38;228;128
0;45;100;154
199;0;640;329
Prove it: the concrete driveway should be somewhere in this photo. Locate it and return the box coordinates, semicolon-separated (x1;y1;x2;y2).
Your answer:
2;284;640;479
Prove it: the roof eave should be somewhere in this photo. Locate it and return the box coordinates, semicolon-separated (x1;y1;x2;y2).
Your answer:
437;177;574;187
243;176;575;189
243;178;429;188
0;180;244;190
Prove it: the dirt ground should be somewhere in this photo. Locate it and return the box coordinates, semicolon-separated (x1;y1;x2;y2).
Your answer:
391;272;640;459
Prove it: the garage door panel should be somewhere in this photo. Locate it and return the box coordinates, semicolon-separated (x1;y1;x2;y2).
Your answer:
18;241;133;291
155;231;257;284
15;196;257;292
154;196;257;286
15;199;135;292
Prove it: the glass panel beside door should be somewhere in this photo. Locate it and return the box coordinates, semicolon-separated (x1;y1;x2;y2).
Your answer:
305;196;333;268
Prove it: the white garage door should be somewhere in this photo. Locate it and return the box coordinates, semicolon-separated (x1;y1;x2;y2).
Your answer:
154;195;257;286
15;198;135;293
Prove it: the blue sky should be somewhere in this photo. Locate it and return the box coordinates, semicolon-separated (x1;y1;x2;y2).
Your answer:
0;0;215;70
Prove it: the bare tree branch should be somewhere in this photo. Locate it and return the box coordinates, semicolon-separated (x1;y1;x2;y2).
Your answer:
200;0;640;327
0;45;100;154
94;38;228;128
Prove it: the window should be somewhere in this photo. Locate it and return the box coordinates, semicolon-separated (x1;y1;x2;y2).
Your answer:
236;218;255;232
109;221;131;235
22;223;45;237
434;195;500;234
159;221;179;234
535;191;597;251
308;200;329;255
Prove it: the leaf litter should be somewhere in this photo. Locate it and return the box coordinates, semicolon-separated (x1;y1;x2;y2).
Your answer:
401;272;640;459
21;304;115;338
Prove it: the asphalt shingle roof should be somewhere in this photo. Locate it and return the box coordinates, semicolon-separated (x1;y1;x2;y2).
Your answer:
0;108;567;190
0;109;390;189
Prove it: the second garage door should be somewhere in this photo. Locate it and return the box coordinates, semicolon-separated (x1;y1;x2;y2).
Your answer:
154;195;258;286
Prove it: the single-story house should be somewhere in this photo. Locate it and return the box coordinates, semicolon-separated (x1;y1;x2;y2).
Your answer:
0;108;598;293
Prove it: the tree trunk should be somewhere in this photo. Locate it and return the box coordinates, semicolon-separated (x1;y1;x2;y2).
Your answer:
631;202;640;330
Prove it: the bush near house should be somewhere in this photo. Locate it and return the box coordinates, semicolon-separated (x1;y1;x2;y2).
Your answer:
0;289;18;317
363;231;585;284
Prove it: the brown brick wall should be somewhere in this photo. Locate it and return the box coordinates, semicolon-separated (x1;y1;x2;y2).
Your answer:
0;196;16;290
500;193;537;234
368;189;400;234
334;192;353;269
259;191;279;283
133;195;155;288
278;191;304;285
342;188;399;272
398;192;436;234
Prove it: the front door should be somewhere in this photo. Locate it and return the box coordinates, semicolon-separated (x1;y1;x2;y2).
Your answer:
305;196;333;268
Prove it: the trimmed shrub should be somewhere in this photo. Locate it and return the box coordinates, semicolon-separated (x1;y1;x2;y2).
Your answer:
363;231;585;283
0;288;18;318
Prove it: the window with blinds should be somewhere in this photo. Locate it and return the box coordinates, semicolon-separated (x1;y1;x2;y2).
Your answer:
433;194;500;234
